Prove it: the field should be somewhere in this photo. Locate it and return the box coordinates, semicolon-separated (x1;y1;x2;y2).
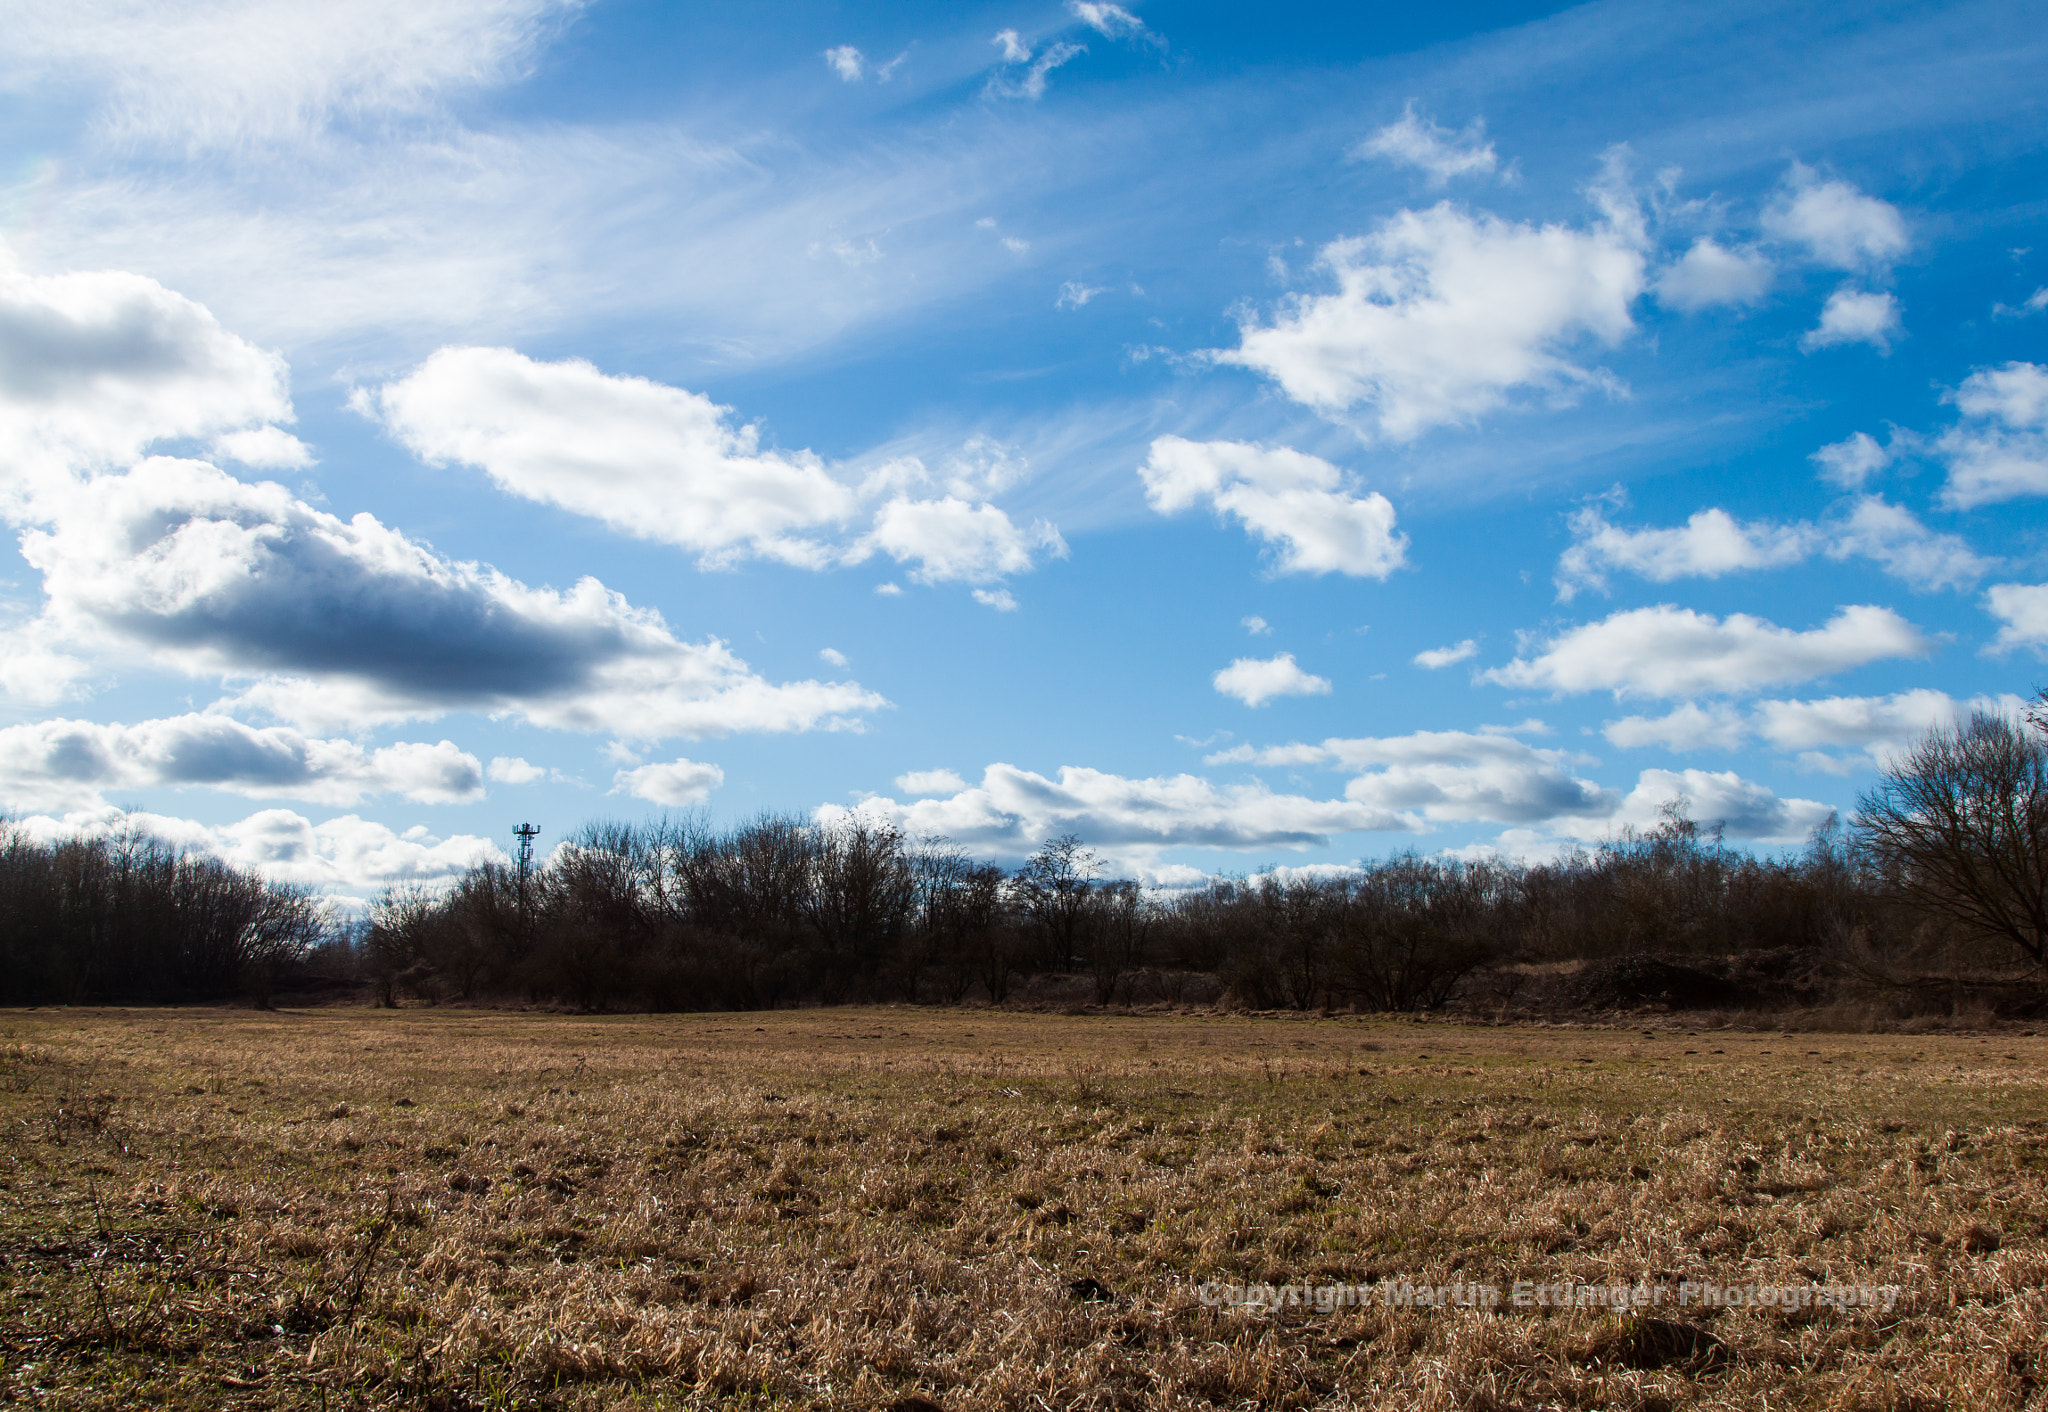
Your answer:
2;1008;2045;1410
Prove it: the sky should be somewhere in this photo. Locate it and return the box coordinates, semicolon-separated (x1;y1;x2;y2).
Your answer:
1;0;2045;902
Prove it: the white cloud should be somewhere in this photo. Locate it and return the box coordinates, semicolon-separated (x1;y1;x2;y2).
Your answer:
1069;2;1151;41
874;581;904;597
10;804;502;904
988;39;1083;100
1138;436;1407;578
1215;728;1826;843
487;755;545;784
1937;362;2048;508
896;768;966;796
1556;505;1810;600
1213;653;1333;707
0;0;582;146
1986;582;2048;653
1218;177;1645;438
1354;103;1497;187
859;494;1066;585
1221;730;1613;826
818;647;849;668
0;714;483;812
1604;768;1833;844
1482;603;1931;698
1557;497;1987;598
1413;639;1478;669
211;424;313;469
1997;288;2048;318
14;456;887;739
1752;690;2019;763
367;346;857;569
1242;615;1271;635
824;45;863;81
1057;281;1106;309
1654;237;1773;310
822;763;1404;864
1821;496;1990;590
1802;287;1900;351
1762;166;1909;270
1811;430;1890;489
1604;689;2015;770
1603;701;1749;752
0;257;293;499
972;587;1020;611
612;756;723;806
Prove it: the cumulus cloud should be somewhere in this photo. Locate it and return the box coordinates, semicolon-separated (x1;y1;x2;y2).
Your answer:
859;495;1066;585
1602;700;1749;752
210;424;313;469
1605;689;2020;771
1556;498;1987;599
368;352;1064;591
1654;238;1773;310
0;713;482;812
1556;505;1809;599
1802;287;1900;351
0;0;582;146
15;456;886;738
1354;103;1498;186
818;647;849;668
821;763;1404;864
1603;768;1833;843
367;346;858;569
1762;166;1909;270
1213;653;1333;707
1811;430;1891;489
896;768;966;796
1139;437;1406;577
1413;639;1478;669
1822;496;1991;590
1482;604;1931;698
824;45;863;81
487;755;545;784
1214;729;1613;826
1242;615;1271;635
1937;362;2048;508
0;258;293;497
1214;728;1828;844
1986;582;2048;653
1218;172;1645;438
10;804;501;903
612;756;723;806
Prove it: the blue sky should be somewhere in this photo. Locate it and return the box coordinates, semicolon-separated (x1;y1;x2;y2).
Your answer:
1;0;2045;900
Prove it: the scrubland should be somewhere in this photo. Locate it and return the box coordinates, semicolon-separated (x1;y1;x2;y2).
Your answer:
2;1007;2045;1410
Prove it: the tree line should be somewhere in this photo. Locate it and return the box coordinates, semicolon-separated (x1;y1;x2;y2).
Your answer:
4;703;2046;1013
0;827;331;1006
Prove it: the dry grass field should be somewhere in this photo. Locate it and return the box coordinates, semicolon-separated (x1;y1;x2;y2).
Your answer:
2;1007;2046;1410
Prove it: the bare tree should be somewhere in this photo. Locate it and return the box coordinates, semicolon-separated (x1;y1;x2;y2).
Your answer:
1855;706;2048;976
1013;834;1101;972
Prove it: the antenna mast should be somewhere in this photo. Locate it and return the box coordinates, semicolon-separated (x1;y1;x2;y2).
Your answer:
513;823;540;940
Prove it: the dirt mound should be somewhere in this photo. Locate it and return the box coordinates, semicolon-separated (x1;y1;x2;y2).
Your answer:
1572;955;1747;1010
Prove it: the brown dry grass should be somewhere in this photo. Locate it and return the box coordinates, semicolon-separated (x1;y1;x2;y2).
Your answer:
2;1007;2046;1410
